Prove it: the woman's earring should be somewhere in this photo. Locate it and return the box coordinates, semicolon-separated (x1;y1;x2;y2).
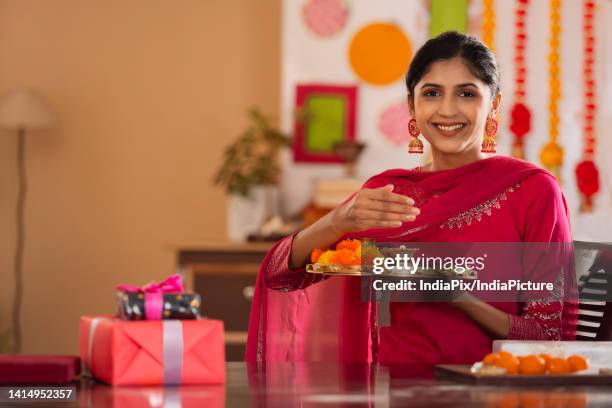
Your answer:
408;119;424;154
481;116;498;153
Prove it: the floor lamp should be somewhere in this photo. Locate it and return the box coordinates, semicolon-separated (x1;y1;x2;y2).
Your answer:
0;89;55;353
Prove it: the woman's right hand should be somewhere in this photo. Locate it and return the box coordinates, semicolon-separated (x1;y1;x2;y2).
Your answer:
330;184;420;234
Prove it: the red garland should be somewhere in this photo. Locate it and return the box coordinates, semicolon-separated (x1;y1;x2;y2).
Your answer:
576;160;600;196
576;160;599;210
510;0;531;158
575;0;599;212
510;103;531;139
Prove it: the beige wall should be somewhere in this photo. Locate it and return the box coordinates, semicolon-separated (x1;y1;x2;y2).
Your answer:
0;0;280;354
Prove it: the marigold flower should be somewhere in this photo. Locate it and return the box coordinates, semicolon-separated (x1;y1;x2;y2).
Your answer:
336;239;361;252
332;248;355;265
311;248;324;263
316;250;336;265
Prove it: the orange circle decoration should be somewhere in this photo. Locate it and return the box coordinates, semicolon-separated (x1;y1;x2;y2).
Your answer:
348;23;412;86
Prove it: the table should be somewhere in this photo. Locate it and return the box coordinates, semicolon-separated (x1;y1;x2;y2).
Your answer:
73;362;612;407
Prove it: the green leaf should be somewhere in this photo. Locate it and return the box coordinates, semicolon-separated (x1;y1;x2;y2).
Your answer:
213;107;292;195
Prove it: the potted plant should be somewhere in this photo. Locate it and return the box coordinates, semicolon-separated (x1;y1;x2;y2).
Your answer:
214;109;291;241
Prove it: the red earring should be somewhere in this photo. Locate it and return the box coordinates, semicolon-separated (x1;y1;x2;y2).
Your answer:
408;119;423;154
482;117;498;153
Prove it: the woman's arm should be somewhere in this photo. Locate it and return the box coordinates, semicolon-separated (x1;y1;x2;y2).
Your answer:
451;294;565;340
266;184;419;291
288;210;346;269
265;233;328;291
451;293;565;340
450;173;572;340
289;184;419;269
451;293;511;338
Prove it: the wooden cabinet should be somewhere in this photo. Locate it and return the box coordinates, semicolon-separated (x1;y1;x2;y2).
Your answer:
170;241;272;361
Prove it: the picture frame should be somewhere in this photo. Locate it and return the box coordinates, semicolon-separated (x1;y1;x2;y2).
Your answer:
293;84;357;163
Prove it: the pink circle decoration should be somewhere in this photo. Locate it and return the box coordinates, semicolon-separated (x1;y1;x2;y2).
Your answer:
379;102;412;146
302;0;349;37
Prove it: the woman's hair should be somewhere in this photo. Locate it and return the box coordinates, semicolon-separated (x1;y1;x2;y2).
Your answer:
406;31;500;97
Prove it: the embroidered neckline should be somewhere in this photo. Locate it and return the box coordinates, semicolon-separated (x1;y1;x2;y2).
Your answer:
440;182;520;229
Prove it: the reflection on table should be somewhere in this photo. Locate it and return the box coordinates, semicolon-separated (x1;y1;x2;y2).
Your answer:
71;362;612;407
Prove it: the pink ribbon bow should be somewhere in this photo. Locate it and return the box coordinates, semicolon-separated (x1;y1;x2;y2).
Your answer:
116;274;184;320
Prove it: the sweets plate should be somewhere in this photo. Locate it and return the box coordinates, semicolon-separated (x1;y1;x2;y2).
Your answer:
436;364;612;386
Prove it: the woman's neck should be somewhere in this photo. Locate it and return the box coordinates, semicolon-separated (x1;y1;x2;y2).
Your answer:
423;149;486;172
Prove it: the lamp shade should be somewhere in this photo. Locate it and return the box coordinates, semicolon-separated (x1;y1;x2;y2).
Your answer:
0;89;55;130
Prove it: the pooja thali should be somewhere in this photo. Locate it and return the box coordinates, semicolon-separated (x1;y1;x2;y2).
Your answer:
305;263;478;278
306;238;478;278
306;263;365;276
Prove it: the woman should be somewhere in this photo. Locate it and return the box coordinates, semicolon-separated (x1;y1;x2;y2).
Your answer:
246;31;578;364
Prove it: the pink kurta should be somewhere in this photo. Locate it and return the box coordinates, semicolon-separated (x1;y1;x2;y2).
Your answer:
378;172;574;364
246;156;578;364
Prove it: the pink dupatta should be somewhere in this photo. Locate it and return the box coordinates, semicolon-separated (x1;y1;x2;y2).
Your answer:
246;156;576;363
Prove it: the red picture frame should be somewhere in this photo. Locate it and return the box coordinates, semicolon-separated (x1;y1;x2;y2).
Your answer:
293;84;357;163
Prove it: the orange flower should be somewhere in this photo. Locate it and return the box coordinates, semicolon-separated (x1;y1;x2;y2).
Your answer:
332;248;356;265
316;250;336;265
336;239;361;251
311;248;324;263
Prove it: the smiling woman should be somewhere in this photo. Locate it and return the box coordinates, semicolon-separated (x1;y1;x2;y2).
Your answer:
406;31;501;170
246;31;578;365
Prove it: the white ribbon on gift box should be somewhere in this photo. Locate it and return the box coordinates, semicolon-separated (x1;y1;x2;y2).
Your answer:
83;317;184;385
82;317;105;378
163;320;183;385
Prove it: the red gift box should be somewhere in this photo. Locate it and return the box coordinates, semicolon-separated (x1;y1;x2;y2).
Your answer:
80;316;225;385
0;355;80;384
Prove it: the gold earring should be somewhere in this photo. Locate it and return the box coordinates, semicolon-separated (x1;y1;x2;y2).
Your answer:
482;117;498;153
408;119;423;154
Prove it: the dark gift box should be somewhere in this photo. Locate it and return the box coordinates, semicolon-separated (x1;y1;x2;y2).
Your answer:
116;292;201;320
115;274;201;320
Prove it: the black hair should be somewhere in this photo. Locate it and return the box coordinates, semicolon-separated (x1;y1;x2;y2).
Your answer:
406;31;500;98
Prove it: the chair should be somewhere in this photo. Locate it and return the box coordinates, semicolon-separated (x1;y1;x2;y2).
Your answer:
574;241;612;341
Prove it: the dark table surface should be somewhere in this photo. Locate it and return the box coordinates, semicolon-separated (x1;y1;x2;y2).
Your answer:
13;362;612;407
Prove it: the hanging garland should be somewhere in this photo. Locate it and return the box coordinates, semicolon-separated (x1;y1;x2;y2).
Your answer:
482;0;496;51
482;0;500;155
509;0;531;159
575;0;600;212
540;0;563;180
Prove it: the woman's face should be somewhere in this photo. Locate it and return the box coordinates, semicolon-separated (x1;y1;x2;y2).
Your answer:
409;57;500;157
